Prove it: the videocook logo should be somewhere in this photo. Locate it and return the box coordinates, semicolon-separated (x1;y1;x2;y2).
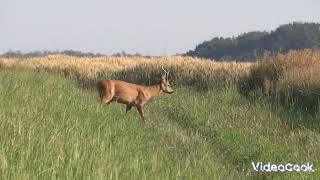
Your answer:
252;162;314;172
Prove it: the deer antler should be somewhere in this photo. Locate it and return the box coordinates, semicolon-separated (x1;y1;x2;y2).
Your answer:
161;66;169;80
162;66;169;75
161;66;168;74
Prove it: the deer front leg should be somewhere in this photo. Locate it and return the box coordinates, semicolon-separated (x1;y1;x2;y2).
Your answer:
101;95;113;105
126;104;133;113
136;105;145;123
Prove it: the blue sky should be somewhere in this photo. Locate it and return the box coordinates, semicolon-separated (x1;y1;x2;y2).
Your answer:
1;0;319;55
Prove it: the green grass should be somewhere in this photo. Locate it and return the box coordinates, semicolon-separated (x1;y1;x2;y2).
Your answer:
0;69;319;179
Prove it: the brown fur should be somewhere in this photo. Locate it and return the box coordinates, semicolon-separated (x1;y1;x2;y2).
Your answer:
97;74;173;123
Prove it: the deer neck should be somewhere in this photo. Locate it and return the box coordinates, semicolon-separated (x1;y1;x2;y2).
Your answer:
146;84;162;97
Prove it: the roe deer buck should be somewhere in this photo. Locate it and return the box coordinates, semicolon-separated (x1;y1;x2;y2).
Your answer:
96;67;173;123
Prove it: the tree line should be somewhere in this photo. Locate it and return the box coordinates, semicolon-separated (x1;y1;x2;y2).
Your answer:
0;50;105;58
0;50;147;58
186;22;320;61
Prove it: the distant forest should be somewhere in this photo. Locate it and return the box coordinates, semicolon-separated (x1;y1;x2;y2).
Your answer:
186;22;320;61
0;50;104;58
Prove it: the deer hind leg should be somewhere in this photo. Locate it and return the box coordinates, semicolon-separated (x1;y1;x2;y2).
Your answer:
136;105;145;123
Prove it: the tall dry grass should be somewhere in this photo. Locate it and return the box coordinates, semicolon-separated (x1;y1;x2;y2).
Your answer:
239;49;320;111
0;55;252;90
1;50;319;110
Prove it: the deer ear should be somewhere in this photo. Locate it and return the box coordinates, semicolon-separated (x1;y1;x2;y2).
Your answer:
161;75;166;81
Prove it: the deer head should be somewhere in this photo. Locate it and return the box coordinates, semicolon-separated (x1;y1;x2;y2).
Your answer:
160;66;173;94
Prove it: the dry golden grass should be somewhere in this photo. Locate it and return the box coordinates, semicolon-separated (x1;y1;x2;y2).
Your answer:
1;50;319;109
239;49;320;111
255;49;320;93
275;50;320;92
0;55;252;89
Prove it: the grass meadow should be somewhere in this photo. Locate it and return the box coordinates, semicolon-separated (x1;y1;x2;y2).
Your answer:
0;50;319;179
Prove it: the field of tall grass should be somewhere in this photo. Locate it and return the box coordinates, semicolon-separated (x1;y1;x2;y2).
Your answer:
239;49;320;113
0;49;319;179
0;55;251;90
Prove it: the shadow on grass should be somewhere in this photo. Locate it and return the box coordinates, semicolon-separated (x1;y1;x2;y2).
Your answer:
271;103;320;131
242;93;320;131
